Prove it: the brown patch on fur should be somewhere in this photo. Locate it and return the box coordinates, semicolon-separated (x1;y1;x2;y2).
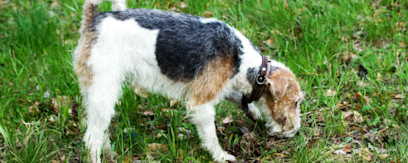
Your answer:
74;32;96;88
263;69;301;129
263;93;285;127
266;69;300;102
188;56;235;106
74;4;99;88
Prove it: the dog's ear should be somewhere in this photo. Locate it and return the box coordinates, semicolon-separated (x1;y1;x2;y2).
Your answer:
266;69;295;100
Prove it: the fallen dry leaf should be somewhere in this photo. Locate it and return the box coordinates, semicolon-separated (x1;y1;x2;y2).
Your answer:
123;154;134;163
143;110;154;116
354;92;362;100
353;31;363;39
394;93;405;99
60;154;65;161
353;41;363;53
169;100;178;107
240;127;250;134
368;143;387;153
48;115;57;123
43;90;51;98
357;81;369;87
217;126;225;133
395;22;406;32
377;154;388;159
326;89;336;97
177;133;185;140
123;127;136;134
242;132;255;140
313;128;321;136
314;110;325;122
134;86;148;98
50;95;71;114
392;124;400;130
28;101;40;114
264;39;273;47
202;11;213;17
333;144;353;155
333;149;347;155
342;111;364;123
354;92;372;104
273;153;286;157
222;116;233;124
339;52;357;63
337;101;350;110
356;148;372;161
342;144;353;154
179;2;186;8
155;133;163;139
399;41;406;48
376;72;383;81
363;96;372;104
50;1;58;9
51;160;60;163
147;143;168;152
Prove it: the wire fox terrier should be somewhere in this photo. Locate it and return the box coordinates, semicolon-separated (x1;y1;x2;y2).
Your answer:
74;0;304;162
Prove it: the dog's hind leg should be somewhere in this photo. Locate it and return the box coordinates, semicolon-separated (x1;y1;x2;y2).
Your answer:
188;103;236;162
81;66;125;163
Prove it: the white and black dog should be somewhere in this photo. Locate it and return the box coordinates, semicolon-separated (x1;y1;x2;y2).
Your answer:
74;0;304;162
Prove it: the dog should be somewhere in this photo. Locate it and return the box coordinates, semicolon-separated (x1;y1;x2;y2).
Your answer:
74;0;304;162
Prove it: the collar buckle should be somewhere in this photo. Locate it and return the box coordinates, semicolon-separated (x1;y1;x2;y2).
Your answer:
256;74;266;85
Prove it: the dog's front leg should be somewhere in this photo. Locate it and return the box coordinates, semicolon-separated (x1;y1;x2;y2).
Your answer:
188;103;236;162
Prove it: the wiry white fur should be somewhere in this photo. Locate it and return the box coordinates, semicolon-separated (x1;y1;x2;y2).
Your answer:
199;17;221;24
78;7;299;163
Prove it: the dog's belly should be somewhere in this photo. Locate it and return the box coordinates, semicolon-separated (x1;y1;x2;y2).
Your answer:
91;16;188;100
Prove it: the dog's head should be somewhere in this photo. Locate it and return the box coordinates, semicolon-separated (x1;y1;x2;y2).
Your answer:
255;68;303;138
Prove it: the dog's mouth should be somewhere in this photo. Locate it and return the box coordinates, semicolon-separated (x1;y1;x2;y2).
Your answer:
268;126;300;138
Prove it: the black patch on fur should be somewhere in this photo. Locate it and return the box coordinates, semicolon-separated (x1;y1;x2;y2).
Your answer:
96;9;244;81
246;65;279;85
246;67;258;85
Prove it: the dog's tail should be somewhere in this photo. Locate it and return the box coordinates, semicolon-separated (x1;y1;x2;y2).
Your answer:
81;0;101;33
81;0;127;33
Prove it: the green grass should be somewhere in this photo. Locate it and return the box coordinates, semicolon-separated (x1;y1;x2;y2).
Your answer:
1;0;407;162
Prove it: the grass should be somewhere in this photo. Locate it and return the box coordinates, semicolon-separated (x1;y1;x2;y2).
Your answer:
1;0;407;162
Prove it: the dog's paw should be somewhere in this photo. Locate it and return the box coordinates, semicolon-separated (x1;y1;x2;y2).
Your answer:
213;152;236;162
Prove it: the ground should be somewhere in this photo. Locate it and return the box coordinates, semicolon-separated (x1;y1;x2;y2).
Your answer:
0;0;407;162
